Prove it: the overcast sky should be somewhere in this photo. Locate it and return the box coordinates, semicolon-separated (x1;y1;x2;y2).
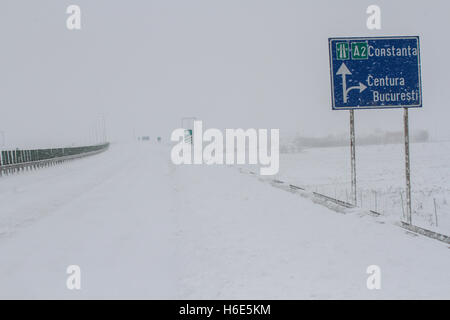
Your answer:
0;0;449;148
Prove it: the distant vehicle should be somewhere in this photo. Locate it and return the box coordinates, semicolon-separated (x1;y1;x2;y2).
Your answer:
141;136;150;141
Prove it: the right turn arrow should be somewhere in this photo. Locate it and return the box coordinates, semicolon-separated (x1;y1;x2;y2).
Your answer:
336;62;367;103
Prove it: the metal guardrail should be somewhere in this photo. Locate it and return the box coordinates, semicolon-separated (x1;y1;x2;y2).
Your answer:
240;168;450;245
399;222;450;245
0;143;109;176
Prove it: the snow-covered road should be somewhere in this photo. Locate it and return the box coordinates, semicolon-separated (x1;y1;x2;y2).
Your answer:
0;144;449;299
0;144;176;299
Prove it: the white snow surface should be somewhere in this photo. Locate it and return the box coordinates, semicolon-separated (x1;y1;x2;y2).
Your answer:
0;143;449;299
272;141;450;235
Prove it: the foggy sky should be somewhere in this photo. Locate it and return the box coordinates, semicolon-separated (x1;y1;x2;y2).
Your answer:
1;0;449;148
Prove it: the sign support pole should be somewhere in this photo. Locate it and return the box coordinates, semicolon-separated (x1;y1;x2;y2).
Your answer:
403;107;412;224
350;110;357;206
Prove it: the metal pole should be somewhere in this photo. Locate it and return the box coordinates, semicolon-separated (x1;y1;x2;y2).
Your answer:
404;107;412;224
350;110;357;205
93;124;97;145
0;131;5;147
102;115;107;143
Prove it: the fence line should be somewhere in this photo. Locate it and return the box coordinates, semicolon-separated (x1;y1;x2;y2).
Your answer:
0;143;109;176
240;168;450;245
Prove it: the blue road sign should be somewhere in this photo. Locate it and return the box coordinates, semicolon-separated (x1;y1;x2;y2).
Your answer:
328;36;422;110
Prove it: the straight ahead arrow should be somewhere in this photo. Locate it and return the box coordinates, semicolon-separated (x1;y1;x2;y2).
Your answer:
336;62;367;103
336;63;351;103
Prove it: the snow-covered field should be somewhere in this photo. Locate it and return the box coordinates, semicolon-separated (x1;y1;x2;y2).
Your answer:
0;143;449;299
272;141;450;236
